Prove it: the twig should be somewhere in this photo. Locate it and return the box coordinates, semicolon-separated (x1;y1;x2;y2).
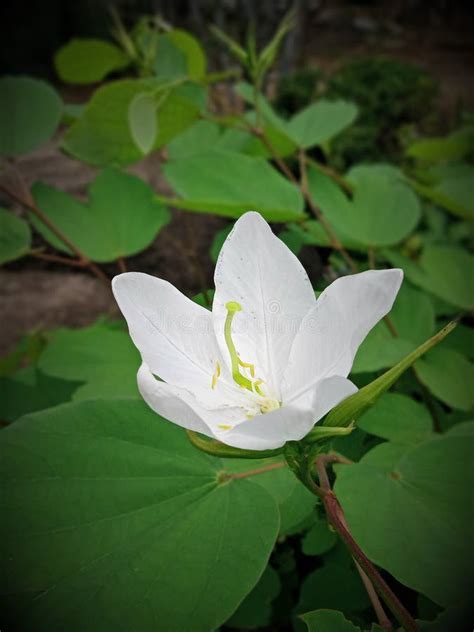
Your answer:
0;182;110;286
368;247;376;270
30;251;87;268
117;256;128;273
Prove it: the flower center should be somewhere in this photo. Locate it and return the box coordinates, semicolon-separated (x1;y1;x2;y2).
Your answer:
211;300;280;417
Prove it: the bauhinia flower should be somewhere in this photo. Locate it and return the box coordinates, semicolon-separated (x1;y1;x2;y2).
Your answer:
113;212;403;450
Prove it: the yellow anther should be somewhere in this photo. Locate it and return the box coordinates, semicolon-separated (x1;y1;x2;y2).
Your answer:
217;424;232;430
211;361;221;390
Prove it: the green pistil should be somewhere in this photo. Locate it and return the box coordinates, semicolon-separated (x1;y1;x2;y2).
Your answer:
224;301;254;391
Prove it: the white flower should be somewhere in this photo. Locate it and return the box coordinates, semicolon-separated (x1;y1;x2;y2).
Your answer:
112;212;402;450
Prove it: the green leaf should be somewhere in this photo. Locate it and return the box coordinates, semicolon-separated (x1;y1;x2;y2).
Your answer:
168;119;221;160
222;457;315;535
38;322;140;400
301;609;362;632
335;428;474;606
0;367;78;422
384;245;474;310
302;518;337;556
0;399;279;632
357;393;433;443
287;100;358;149
416;347;474;411
295;565;370;620
325;321;456;428
308;166;421;247
226;565;281;629
154;30;206;81
406;126;474;163
0;208;31;264
443;323;474;360
54;39;129;84
63;79;201;166
410;164;474;221
353;284;435;373
31;168;169;262
163;149;305;222
0;76;62;156
128;92;159;154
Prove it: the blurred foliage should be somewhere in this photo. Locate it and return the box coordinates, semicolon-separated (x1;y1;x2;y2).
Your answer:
274;57;438;167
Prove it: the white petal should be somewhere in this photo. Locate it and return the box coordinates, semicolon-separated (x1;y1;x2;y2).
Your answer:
283;269;403;400
113;272;224;393
137;363;245;438
218;375;357;450
213;212;315;397
217;405;315;450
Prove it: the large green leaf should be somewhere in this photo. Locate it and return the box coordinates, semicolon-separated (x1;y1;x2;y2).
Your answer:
54;39;129;84
357;392;433;443
0;399;279;632
0;208;31;264
38;322;140;400
335;426;474;606
416;347;474;411
0;76;62;156
287;100;358;149
308;167;421;247
31;168;169;262
163;148;305;222
384;245;474;310
63;78;202;166
353;284;435;373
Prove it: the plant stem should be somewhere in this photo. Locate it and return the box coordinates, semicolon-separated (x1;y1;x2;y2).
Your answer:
0;183;110;286
30;250;87;268
311;454;419;632
117;256;128;273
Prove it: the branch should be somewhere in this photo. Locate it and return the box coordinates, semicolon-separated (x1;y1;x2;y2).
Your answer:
313;454;418;632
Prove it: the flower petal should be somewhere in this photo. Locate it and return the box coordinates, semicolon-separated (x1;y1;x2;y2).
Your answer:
137;363;245;438
113;272;224;393
213;212;316;397
217;375;357;450
283;269;403;401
